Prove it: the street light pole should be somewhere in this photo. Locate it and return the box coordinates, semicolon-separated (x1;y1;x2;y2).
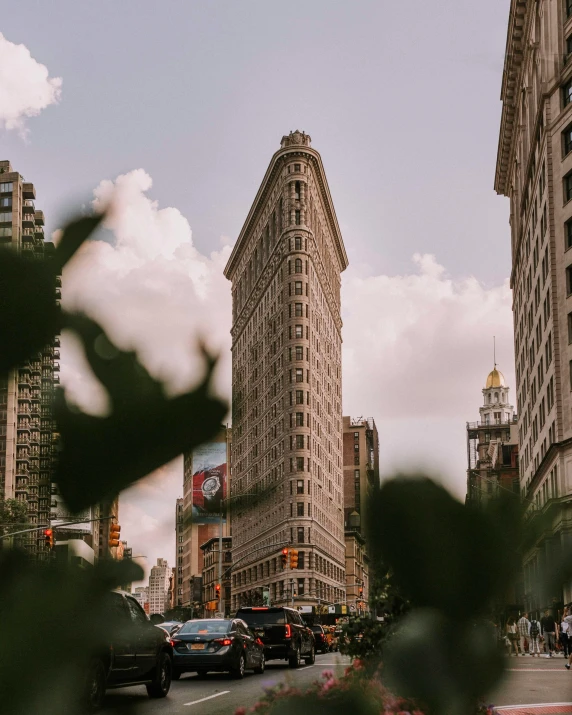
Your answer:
218;509;224;617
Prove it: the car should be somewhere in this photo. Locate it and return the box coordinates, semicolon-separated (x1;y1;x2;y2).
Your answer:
310;624;329;653
235;606;315;667
85;590;173;711
156;621;183;636
169;618;265;679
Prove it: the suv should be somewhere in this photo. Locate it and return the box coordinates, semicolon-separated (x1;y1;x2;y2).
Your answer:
86;591;173;711
310;624;329;653
236;607;315;667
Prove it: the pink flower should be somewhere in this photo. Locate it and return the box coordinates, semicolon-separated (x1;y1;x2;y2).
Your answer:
321;669;334;679
234;709;247;715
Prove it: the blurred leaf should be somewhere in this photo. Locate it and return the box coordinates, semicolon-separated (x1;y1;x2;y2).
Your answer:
371;476;519;618
54;315;227;511
0;214;101;373
384;609;504;715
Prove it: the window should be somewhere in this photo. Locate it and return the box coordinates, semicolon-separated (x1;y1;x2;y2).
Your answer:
295;182;301;200
564;79;572;108
295;258;302;273
295;237;302;250
565;171;572;203
569;359;572;390
297;502;304;516
296;412;304;426
295;303;303;317
568;312;572;344
295;210;301;225
0;228;12;238
566;219;572;251
568;0;572;18
568;34;572;58
567;265;572;295
295;346;303;360
295;368;303;382
295;324;303;338
546;332;552;365
298;551;305;570
126;597;148;625
0;212;12;223
297;527;305;543
294;164;301;172
296;480;304;494
294;281;303;295
564;123;572;157
295;389;304;404
0;183;13;193
296;456;304;471
0;198;11;208
296;434;304;449
297;578;305;595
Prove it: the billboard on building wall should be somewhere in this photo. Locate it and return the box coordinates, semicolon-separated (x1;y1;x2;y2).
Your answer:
191;442;227;524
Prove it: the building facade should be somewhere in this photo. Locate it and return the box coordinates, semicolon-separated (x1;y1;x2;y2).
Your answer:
0;161;59;559
148;558;171;615
496;1;572;607
342;416;379;534
201;536;232;617
466;367;519;506
181;428;231;606
224;131;348;612
175;498;184;605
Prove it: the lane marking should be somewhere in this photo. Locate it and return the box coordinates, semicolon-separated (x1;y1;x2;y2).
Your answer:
184;691;230;706
298;665;315;670
506;668;570;672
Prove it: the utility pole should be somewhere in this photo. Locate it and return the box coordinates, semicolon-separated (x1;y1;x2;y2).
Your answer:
291;578;295;608
218;509;224;617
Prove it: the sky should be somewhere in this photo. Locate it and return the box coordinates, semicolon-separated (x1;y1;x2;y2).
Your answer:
1;0;514;582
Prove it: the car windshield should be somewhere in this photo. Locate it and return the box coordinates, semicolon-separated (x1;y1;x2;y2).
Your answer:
178;620;231;635
238;610;285;626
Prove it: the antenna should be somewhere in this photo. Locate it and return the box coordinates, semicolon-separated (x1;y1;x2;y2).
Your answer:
493;336;496;369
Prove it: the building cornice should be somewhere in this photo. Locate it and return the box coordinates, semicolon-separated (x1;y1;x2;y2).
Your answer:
495;0;533;197
224;142;348;281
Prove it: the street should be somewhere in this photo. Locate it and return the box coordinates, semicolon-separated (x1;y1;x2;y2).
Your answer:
488;655;572;710
102;652;352;714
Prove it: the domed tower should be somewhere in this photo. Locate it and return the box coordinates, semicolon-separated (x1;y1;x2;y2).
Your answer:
466;364;519;506
479;366;514;426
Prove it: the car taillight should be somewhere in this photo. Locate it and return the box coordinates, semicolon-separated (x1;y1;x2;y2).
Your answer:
285;624;291;639
214;638;233;647
169;639;182;647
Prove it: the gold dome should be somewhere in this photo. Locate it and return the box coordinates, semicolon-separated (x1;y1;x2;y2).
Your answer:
485;368;506;389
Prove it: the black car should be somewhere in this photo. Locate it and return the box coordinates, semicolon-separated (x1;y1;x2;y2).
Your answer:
236;607;315;667
86;590;173;711
310;624;329;653
170;618;265;679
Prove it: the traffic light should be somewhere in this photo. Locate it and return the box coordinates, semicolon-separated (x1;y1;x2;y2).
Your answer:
215;584;221;599
289;549;298;569
109;523;121;548
359;586;364;598
281;548;288;567
43;528;54;549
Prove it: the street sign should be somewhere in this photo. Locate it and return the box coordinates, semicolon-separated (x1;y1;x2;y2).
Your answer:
328;605;335;614
349;604;356;612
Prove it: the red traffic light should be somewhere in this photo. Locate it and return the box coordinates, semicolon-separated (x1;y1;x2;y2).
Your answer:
44;529;54;549
215;584;221;598
281;548;288;567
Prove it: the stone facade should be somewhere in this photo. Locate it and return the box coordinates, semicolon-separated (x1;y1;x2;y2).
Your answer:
148;558;171;615
495;1;572;607
224;132;348;612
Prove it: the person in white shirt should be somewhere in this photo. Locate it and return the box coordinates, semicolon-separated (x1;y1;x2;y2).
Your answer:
517;613;531;656
529;617;542;657
560;608;570;658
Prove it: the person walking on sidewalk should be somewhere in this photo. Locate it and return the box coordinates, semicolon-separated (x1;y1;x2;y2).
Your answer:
529;616;542;657
517;612;531;656
506;617;519;656
541;609;558;657
560;609;570;658
563;610;572;669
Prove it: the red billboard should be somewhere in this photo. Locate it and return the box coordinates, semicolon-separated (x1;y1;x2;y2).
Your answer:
191;442;227;524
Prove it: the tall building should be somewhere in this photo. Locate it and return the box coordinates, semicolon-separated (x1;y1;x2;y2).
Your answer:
181;428;231;606
495;2;572;607
148;558;171;615
201;536;232;617
175;498;184;605
466;367;519;507
0;160;59;559
341;416;378;608
224;131;348;612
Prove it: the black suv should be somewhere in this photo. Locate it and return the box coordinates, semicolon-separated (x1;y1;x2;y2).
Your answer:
86;590;173;711
310;624;329;653
236;606;315;667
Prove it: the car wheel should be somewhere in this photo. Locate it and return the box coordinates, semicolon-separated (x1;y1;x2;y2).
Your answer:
253;652;265;674
305;645;315;665
84;658;106;712
231;653;245;679
146;652;172;699
172;669;182;681
289;644;301;668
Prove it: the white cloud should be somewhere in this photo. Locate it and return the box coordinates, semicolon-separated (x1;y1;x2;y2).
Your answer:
0;33;62;135
60;170;514;576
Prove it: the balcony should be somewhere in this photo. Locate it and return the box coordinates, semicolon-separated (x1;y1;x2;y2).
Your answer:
34;226;44;239
53;375;60;384
22;215;34;228
22;201;35;213
53;363;60;372
22;230;34;242
22;183;35;200
53;350;60;360
34;210;44;226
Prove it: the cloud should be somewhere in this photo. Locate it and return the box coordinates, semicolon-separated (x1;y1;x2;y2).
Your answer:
0;33;62;135
60;170;514;577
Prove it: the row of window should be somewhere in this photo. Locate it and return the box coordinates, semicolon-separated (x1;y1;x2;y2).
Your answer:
0;183;13;193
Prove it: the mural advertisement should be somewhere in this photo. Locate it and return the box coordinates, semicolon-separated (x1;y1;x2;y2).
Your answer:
191;441;227;524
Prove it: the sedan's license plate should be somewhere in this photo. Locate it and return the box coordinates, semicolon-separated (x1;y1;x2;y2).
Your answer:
189;644;205;651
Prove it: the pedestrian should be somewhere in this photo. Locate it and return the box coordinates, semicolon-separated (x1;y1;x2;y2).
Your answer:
517;612;531;656
506;617;519;656
540;609;558;657
560;608;570;659
563;610;572;669
529;615;542;657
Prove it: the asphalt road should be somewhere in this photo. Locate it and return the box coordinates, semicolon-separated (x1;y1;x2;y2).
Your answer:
102;652;352;715
487;654;572;708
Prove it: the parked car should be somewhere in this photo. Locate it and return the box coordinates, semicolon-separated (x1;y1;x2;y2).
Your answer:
85;590;173;711
310;624;329;654
236;606;315;667
170;619;265;679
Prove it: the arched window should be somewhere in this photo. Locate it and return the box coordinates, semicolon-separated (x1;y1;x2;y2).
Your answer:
488;394;492;404
295;258;302;273
494;392;499;402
